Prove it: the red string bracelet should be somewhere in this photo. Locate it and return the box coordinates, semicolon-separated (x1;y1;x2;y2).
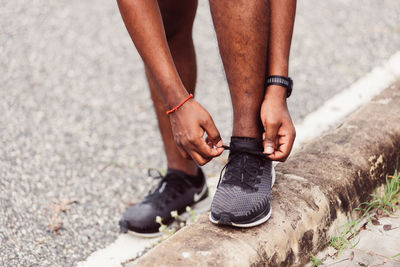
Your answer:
166;94;194;115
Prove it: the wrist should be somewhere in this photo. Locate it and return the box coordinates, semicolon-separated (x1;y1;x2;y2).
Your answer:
163;85;191;110
166;93;194;115
153;74;190;109
264;85;287;103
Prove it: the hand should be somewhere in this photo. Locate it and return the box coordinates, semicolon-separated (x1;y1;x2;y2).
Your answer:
260;85;296;161
168;98;224;165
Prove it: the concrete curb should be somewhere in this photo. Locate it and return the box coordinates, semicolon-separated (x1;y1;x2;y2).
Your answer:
129;83;400;267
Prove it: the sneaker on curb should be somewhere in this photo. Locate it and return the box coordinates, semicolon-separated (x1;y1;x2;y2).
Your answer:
119;168;208;237
209;136;275;228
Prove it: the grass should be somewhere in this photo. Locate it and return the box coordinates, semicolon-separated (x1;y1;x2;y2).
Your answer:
357;170;400;216
328;170;400;255
392;252;400;259
155;206;197;239
310;255;322;267
329;236;350;254
328;219;362;255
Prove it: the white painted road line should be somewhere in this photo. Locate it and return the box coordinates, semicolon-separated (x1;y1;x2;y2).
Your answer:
76;234;160;267
76;51;400;267
294;51;400;149
76;176;218;267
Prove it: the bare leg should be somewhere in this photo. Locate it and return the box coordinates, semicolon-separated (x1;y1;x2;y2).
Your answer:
146;0;198;175
209;0;269;139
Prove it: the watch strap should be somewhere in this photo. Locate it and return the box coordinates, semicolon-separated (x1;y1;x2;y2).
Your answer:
265;75;293;98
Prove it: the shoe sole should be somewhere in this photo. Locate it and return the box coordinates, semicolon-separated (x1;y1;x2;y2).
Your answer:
122;183;209;237
209;165;275;228
209;206;272;228
126;230;163;238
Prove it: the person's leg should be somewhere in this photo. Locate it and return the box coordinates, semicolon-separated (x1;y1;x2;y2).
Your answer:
209;0;269;139
209;0;276;227
120;0;210;235
146;0;198;176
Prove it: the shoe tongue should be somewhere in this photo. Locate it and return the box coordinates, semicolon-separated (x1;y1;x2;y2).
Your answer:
165;168;201;187
166;168;187;178
230;136;263;152
156;169;187;193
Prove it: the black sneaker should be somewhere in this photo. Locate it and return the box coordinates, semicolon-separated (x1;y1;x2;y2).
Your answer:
209;136;275;227
119;168;208;237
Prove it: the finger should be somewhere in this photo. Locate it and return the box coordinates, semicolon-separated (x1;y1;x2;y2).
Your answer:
189;150;211;166
205;137;214;149
268;132;295;161
267;138;287;161
263;121;280;154
206;136;226;149
202;117;223;147
284;129;296;157
268;149;287;161
191;136;224;159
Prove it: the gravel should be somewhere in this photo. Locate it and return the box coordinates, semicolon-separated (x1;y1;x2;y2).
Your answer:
1;0;399;266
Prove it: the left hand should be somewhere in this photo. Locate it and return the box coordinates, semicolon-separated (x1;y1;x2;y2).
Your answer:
260;85;296;161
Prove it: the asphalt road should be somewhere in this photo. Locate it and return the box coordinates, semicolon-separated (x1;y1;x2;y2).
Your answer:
1;0;400;266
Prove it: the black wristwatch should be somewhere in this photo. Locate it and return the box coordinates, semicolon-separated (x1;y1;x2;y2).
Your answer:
265;75;293;98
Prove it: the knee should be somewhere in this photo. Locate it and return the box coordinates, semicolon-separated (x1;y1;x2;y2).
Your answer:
158;0;198;40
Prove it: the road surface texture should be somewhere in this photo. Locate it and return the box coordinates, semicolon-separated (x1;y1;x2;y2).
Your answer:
1;0;400;266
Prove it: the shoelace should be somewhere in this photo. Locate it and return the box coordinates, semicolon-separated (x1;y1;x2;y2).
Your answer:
144;169;192;206
217;145;267;190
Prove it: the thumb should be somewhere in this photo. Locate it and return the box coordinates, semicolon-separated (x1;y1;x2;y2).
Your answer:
263;122;279;154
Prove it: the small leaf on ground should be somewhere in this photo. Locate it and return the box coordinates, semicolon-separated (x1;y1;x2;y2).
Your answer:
371;219;380;225
383;224;392;231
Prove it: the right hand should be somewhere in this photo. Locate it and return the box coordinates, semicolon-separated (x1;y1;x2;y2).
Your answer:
168;98;224;165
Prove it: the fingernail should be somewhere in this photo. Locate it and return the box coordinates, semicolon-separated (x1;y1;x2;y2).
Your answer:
217;140;223;147
265;146;274;154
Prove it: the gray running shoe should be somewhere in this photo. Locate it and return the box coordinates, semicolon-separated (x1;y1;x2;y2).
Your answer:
209;136;275;227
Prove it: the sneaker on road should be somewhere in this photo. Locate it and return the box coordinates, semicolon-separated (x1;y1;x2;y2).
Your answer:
119;168;208;237
210;137;275;228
